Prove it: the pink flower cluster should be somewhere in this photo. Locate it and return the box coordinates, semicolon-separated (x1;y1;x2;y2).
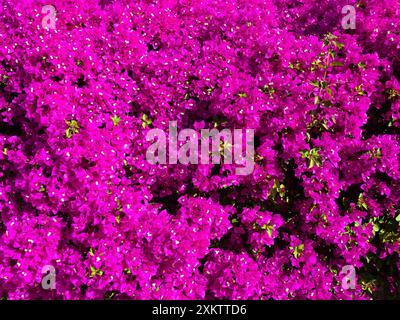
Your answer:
0;0;399;299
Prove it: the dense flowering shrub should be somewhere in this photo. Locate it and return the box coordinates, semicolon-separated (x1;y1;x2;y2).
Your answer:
0;0;399;299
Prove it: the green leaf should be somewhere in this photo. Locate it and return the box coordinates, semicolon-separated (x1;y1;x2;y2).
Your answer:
262;224;274;238
357;193;368;211
321;100;332;107
141;114;152;128
355;85;366;96
323;33;337;47
381;230;399;243
300;150;309;158
328;49;337;59
123;268;132;275
111;115;121;126
289;62;302;71
301;148;323;168
357;62;366;70
387;89;400;100
395;214;400;222
331;61;344;67
65;119;79;138
90;266;96;277
369;147;382;159
314;157;323;167
105;291;116;300
269;180;286;201
259;85;275;98
333;41;345;50
90;266;104;278
292;244;305;259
